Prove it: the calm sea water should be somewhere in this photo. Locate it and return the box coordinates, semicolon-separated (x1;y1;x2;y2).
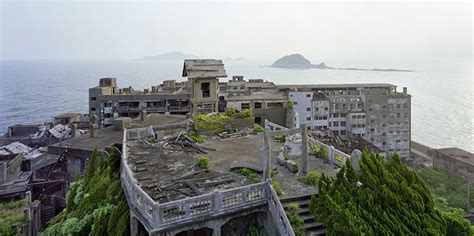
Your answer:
0;58;472;152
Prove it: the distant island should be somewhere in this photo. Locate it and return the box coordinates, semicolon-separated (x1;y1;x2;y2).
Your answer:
138;51;199;60
225;56;246;61
270;54;413;72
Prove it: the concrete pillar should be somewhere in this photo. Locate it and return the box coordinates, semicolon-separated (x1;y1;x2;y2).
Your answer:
89;125;97;138
329;145;335;162
301;124;309;175
71;124;77;138
212;227;221;236
140;110;147;121
351;149;362;172
130;213;138;236
263;128;271;181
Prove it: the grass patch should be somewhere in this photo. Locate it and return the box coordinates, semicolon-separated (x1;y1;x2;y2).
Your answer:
187;131;206;143
233;168;260;183
298;170;322;186
272;181;283;196
286;203;305;236
310;144;328;159
252;125;264;134
0;198;28;236
197;156;209;169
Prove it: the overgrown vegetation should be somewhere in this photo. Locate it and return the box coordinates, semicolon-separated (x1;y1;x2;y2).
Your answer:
298;170;322;186
42;149;129;235
272;180;283;196
272;135;286;143
310;144;328;159
245;224;265;236
252;125;264;134
286;204;305;236
309;151;472;235
419;167;473;212
0;199;28;236
187;131;206;143
233;168;260;183
193;108;253;133
197;156;209;169
287;100;294;109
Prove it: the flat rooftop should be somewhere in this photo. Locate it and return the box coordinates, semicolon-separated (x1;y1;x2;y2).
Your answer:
126;130;342;201
126;139;251;203
433;147;474;166
50;114;187;152
278;83;396;90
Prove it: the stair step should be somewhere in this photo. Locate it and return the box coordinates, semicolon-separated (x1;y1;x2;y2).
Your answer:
306;227;327;236
282;198;312;209
305;221;324;231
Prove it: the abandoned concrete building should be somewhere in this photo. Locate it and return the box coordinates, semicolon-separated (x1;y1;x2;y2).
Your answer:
282;84;411;158
90;60;411;159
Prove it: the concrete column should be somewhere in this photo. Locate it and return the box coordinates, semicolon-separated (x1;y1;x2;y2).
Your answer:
130;213;138;236
212;227;221;236
329;145;335;162
301;124;309;175
263;128;271;181
71;124;77;138
351;149;362;172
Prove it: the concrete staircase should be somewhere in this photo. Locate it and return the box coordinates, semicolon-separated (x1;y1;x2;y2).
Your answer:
280;194;326;236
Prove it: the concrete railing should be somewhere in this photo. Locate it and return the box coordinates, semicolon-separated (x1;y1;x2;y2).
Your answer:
265;119;350;167
268;184;296;236
121;128;295;235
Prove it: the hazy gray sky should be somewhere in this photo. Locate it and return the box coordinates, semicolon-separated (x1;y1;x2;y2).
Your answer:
1;1;472;61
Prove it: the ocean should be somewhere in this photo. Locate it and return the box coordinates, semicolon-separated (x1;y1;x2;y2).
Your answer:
0;58;472;152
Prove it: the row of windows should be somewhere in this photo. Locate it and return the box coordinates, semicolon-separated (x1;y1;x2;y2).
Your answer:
328;121;346;127
351;114;366;119
351;124;366;128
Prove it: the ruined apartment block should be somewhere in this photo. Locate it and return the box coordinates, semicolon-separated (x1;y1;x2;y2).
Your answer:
284;84;411;158
88;62;412;158
89;78;191;128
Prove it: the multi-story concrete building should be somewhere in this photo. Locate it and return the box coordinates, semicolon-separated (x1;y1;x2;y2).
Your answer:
89;78;191;128
281;84;411;158
222;76;289;125
89;61;411;158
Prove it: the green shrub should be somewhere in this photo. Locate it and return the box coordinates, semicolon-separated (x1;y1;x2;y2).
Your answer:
43;149;129;236
233;168;260;183
310;143;320;155
197;156;209;169
187;131;206;143
286;204;305;236
273;135;286;142
298;170;321;186
287;100;294;109
252;125;264;133
272;181;283;196
310;144;328;159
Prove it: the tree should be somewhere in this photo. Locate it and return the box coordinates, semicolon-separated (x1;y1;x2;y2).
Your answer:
309;151;472;236
43;148;129;235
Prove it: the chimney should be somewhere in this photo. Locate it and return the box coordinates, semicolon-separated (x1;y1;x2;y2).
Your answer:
403;87;407;95
71;124;77;138
140;110;147;121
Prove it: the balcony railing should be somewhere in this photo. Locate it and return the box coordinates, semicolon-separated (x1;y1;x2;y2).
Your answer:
121;128;295;235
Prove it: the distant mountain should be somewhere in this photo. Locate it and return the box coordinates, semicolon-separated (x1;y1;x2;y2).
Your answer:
270;53;412;72
225;56;246;61
271;54;332;69
138;51;199;60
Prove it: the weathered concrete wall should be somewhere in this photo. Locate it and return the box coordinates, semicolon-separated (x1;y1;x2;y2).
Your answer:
432;152;474;180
